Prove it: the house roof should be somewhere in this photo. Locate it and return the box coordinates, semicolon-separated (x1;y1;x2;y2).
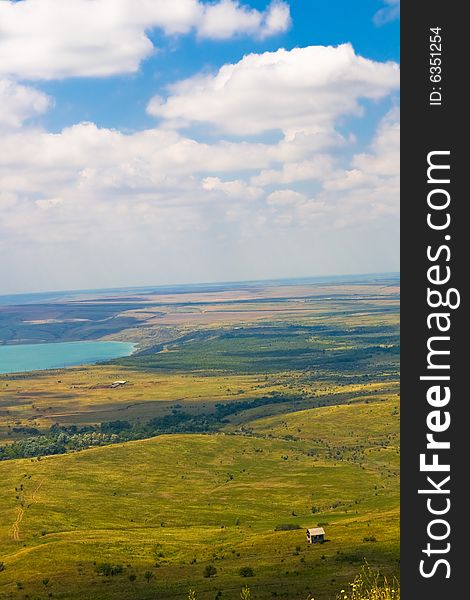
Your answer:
307;527;325;536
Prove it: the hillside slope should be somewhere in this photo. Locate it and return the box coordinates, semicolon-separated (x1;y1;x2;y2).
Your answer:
0;397;399;600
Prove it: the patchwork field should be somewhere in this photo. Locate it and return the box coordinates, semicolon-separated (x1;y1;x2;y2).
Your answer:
0;276;400;599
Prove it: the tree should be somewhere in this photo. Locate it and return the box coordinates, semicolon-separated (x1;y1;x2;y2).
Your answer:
239;567;254;577
42;578;50;587
203;564;217;578
128;574;137;583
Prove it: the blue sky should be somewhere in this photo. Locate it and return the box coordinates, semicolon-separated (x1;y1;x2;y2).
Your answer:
0;0;399;294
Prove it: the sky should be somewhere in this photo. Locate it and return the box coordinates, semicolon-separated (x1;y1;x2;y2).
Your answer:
0;0;400;294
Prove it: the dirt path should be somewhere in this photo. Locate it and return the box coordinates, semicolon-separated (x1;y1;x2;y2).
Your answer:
9;480;43;541
10;506;25;541
30;480;43;504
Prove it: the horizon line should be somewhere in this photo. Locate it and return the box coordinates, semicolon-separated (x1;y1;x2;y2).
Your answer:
0;271;400;301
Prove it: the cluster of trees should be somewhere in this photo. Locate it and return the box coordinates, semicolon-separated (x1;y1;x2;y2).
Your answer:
0;393;300;461
0;429;121;460
213;392;303;419
0;414;216;460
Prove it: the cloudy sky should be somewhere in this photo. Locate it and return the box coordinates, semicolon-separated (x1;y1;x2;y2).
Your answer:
0;0;399;295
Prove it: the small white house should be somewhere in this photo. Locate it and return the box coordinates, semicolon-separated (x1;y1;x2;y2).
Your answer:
306;527;325;544
111;380;128;388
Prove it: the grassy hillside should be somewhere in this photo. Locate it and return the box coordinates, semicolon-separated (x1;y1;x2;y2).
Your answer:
0;398;399;600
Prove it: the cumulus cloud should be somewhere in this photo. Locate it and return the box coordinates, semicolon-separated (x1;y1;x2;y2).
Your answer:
0;78;51;129
147;44;399;136
0;0;291;80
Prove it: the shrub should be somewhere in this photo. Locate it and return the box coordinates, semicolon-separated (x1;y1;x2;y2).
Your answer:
144;571;154;583
95;563;123;576
239;566;254;577
203;564;217;578
274;524;301;531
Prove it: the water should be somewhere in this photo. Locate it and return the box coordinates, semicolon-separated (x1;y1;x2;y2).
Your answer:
0;341;135;374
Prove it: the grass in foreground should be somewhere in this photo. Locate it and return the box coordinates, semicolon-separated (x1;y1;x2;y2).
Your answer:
184;564;401;600
336;563;400;600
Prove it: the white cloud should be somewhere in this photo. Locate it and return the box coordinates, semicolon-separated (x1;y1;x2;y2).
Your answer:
251;156;334;186
374;0;400;25
0;78;51;129
202;177;263;200
198;0;290;40
266;189;306;206
35;197;64;210
322;169;379;192
265;189;329;227
148;44;399;136
260;0;291;38
0;119;343;201
0;0;290;80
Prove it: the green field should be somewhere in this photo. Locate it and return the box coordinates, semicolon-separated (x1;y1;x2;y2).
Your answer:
0;277;400;600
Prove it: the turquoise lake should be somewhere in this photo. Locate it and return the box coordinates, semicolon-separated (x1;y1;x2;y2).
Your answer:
0;341;135;374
